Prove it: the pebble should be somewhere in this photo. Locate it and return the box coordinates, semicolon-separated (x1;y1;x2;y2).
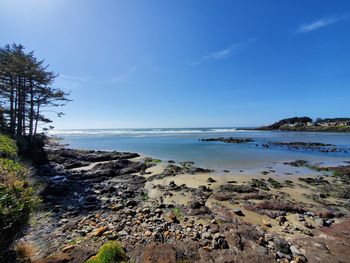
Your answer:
118;230;128;236
202;232;212;239
324;219;334;226
60;218;69;224
262;219;272;227
93;226;108;236
290;245;303;257
62;245;75;253
304;211;315;217
233;208;244;216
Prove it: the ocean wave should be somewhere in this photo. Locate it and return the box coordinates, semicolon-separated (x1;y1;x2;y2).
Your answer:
48;128;245;136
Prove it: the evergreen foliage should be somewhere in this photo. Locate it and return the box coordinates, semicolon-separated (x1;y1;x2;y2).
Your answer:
0;43;70;137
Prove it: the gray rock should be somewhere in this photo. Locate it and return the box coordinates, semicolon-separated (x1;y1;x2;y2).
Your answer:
233;208;245;216
290;245;303;257
324;219;334;226
304;211;315;217
118;230;128;236
315;218;324;227
202;232;212;239
276;251;285;259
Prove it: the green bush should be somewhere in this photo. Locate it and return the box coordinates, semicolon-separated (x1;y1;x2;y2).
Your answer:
0;139;39;256
86;241;128;263
0;135;18;158
0;180;38;253
0;158;27;183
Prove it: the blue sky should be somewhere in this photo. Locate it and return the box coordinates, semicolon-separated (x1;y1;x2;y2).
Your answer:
0;0;349;128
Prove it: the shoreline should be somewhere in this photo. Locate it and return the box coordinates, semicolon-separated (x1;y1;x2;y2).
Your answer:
14;145;350;262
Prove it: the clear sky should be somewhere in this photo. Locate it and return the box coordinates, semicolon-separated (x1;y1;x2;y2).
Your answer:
0;0;349;128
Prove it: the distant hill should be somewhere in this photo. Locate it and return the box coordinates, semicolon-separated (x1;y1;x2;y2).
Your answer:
255;117;350;132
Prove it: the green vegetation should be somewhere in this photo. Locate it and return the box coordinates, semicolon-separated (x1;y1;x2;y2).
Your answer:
333;170;343;177
256;116;350;132
250;178;269;191
86;241;128;263
173;207;184;219
143;157;162;165
0;43;70;137
0;43;67;260
0;135;39;257
267;178;283;188
284;180;294;187
0;134;18;158
139;191;149;201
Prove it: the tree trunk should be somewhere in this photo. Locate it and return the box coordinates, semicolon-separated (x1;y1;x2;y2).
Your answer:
29;79;34;138
34;102;40;136
9;76;15;133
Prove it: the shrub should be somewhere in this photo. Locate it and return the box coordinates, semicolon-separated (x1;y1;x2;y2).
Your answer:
0;158;27;185
0;179;38;253
86;241;128;263
0;137;39;257
0;135;18;158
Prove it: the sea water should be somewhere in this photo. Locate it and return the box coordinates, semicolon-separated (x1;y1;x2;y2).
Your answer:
50;128;350;171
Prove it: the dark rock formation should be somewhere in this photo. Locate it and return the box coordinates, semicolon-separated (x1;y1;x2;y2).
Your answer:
200;137;254;144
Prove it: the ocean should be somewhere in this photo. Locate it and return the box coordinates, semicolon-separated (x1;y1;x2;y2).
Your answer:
50;128;350;172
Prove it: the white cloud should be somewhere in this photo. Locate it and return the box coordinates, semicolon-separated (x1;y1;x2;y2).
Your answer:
189;43;242;66
56;74;89;91
296;15;347;33
189;39;254;66
110;66;138;82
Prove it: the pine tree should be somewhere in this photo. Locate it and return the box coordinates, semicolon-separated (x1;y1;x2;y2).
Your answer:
0;43;69;137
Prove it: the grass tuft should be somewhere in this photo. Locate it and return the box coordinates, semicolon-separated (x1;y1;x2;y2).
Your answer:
86;241;128;263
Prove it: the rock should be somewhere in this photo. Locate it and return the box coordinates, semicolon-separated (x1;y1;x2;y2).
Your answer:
154;208;162;214
304;211;315;217
212;236;229;249
211;192;232;201
62;245;75;253
93;226;108;237
262;219;272;227
304;221;313;229
290;245;303;257
302;228;313;236
189;201;203;209
277;216;287;225
126;200;137;207
202;232;212;239
274;238;291;255
166;212;178;223
200;137;254;144
324;219;334;226
276;251;285;259
207;177;217;183
233;208;245;216
118;230;128;236
135;243;176;263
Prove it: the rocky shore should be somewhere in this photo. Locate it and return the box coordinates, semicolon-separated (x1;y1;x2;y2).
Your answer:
200;137;349;154
200;137;254;144
262;142;348;154
14;147;350;263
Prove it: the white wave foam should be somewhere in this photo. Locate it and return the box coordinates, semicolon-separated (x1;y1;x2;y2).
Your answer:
48;128;244;136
